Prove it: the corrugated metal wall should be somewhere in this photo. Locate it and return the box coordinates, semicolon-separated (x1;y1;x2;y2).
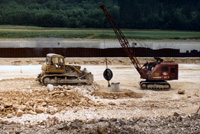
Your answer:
0;47;195;58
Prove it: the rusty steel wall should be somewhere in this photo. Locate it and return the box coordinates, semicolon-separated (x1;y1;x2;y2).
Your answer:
0;47;185;58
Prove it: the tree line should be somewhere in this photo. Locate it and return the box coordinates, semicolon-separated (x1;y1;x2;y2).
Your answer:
0;0;200;30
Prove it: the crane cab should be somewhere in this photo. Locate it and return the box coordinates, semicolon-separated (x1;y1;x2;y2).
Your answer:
142;61;178;81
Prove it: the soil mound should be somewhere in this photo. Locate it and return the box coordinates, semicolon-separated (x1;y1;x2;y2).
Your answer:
91;88;143;99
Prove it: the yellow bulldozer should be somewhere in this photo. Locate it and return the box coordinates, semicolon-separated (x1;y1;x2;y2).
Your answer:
36;53;93;85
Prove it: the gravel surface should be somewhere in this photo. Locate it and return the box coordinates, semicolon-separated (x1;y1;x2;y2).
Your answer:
0;113;199;134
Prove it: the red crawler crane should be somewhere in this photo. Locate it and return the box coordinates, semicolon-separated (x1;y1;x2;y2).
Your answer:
100;4;178;89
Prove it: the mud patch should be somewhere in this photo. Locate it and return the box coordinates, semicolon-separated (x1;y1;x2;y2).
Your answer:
91;88;143;99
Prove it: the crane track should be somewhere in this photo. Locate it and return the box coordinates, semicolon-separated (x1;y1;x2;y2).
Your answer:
140;81;171;90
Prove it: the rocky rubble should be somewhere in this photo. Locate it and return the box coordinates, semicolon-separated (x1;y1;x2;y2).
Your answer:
0;83;101;118
0;113;199;134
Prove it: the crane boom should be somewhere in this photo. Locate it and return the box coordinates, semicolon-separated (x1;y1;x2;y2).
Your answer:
99;5;147;78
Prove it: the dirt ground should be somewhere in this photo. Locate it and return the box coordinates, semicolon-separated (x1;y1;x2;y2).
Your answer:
0;57;200;133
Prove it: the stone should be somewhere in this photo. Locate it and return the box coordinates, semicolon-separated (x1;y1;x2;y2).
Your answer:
120;102;126;105
58;85;62;88
96;102;104;106
177;116;182;121
46;108;50;114
110;118;117;122
41;102;47;107
35;107;44;113
70;122;82;129
0;106;4;111
73;110;78;113
178;89;185;94
50;109;56;115
99;117;107;122
66;102;72;107
49;91;60;96
13;104;19;110
4;102;12;108
17;110;23;117
108;102;116;105
7;114;12;118
47;84;54;92
28;111;37;115
36;99;44;103
80;98;87;105
19;105;26;111
173;112;180;117
60;93;65;97
3;98;8;102
28;101;35;106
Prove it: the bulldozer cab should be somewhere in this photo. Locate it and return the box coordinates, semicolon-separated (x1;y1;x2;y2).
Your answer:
46;53;65;73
